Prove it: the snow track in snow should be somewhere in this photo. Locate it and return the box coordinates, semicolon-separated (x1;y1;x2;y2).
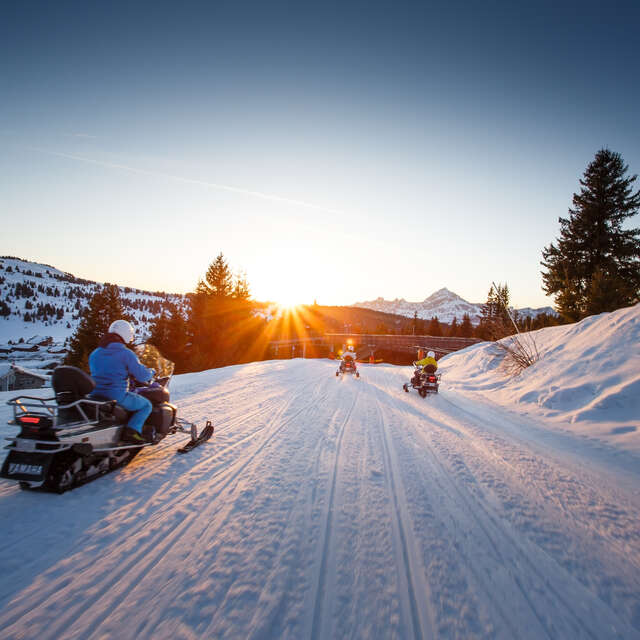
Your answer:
309;385;360;640
374;392;436;640
0;360;638;639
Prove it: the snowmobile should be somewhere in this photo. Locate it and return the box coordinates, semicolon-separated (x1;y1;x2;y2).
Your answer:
403;362;440;397
336;358;360;378
0;344;213;493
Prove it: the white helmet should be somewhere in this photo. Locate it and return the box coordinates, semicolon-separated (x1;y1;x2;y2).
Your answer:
427;351;435;359
348;345;354;351
109;319;134;344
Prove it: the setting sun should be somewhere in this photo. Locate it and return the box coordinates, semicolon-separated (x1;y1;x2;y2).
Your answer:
276;300;302;312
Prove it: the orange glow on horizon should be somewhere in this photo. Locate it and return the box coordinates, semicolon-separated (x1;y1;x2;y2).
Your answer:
277;302;301;313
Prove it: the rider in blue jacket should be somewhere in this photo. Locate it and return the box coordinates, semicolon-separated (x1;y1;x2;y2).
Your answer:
89;319;155;444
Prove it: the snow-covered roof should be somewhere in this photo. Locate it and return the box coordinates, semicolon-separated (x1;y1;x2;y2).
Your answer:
26;335;52;344
10;364;50;381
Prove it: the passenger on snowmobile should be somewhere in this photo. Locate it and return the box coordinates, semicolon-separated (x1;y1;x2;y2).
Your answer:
89;320;155;444
404;350;440;396
415;350;438;374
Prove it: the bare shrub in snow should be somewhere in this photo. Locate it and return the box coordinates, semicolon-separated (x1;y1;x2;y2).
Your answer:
496;333;540;376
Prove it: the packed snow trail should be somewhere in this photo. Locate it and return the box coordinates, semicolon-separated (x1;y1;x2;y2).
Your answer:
0;360;638;639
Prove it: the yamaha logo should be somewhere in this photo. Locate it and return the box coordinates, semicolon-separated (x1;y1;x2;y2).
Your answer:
8;463;43;476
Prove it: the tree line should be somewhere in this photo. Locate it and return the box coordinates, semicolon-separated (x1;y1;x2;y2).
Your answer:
65;253;262;372
64;147;640;370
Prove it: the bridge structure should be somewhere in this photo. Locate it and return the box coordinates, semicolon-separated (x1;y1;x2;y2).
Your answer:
268;333;481;361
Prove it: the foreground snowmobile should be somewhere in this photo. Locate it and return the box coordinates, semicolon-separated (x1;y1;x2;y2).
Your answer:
0;345;213;493
403;363;440;397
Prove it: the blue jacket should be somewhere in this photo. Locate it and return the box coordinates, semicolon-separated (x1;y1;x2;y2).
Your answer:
89;342;155;402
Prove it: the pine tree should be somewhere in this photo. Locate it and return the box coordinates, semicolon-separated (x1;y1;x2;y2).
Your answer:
65;284;127;370
232;271;251;300
427;316;443;336
541;148;640;320
459;314;473;338
188;254;256;370
476;284;512;340
448;317;459;337
148;304;189;371
197;253;234;298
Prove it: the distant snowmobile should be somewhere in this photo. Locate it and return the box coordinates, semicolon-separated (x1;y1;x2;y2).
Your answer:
0;344;213;493
336;346;360;378
403;362;440;397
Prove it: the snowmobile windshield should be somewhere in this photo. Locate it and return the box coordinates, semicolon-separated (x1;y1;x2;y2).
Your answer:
134;343;175;378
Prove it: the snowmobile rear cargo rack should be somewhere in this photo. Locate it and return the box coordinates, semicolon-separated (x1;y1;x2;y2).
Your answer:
7;395;119;430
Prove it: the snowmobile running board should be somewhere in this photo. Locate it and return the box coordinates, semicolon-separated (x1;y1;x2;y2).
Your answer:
4;420;214;455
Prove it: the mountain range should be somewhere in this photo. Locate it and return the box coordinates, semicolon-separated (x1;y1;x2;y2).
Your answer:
0;258;556;351
353;288;555;324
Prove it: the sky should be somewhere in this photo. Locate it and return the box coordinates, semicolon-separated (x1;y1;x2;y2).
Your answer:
1;0;639;308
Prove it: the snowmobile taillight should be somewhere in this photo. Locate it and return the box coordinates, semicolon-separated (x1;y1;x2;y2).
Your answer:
428;376;437;382
17;414;53;429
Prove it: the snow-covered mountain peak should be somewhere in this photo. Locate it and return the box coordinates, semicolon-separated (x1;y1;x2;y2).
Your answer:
354;288;555;325
354;289;483;323
422;287;465;304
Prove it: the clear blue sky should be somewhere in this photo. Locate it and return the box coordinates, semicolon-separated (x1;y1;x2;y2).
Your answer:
2;0;639;308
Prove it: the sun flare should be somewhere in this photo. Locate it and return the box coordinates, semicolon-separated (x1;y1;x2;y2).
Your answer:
277;300;301;313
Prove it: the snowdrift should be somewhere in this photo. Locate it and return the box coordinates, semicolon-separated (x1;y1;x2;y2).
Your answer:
440;303;640;450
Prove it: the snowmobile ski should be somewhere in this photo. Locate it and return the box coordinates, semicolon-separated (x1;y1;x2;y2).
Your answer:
177;421;214;454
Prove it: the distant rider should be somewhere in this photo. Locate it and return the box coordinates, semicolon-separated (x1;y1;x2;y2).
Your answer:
89;319;155;444
341;345;356;372
415;350;438;374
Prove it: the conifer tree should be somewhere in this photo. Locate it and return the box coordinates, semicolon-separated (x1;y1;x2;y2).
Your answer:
459;313;474;338
541;148;640;320
188;253;256;370
477;284;511;340
148;304;189;371
232;271;251;300
448;316;459;337
197;253;233;298
65;284;127;370
427;316;442;336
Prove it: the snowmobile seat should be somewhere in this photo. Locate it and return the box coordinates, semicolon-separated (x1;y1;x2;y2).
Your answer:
52;366;124;424
88;395;130;423
52;365;95;404
52;366;97;423
423;363;437;374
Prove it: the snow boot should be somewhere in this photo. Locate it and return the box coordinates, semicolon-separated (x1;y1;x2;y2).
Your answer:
121;426;150;445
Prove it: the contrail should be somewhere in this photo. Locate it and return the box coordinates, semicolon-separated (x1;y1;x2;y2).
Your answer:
30;147;343;215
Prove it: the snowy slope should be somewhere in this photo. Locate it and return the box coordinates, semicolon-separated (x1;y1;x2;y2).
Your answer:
440;303;640;452
353;287;555;324
0;346;639;638
0;256;186;344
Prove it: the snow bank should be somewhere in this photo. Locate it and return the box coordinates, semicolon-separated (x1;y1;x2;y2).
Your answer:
439;303;640;451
